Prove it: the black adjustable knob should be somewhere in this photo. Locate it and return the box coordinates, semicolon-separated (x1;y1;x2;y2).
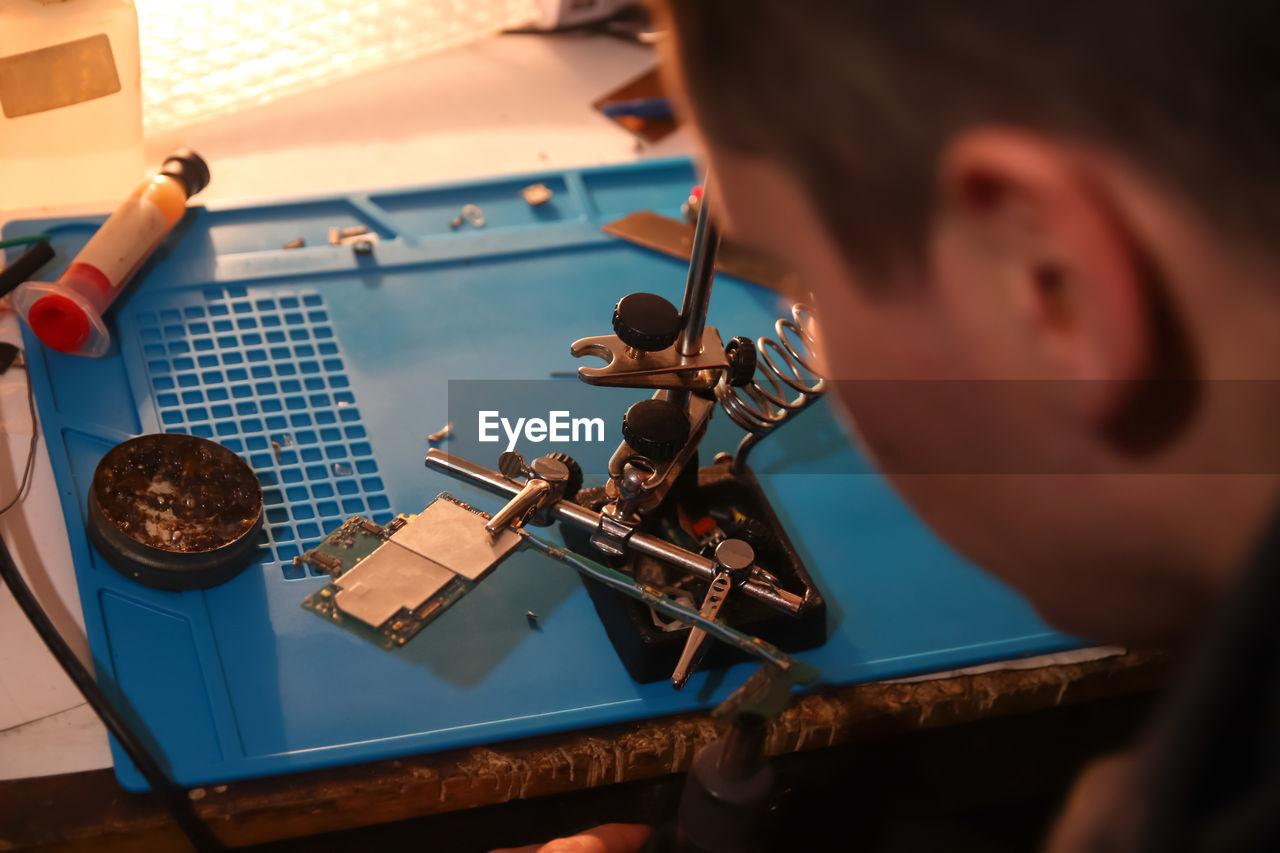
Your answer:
544;452;583;500
724;336;757;387
612;293;681;352
622;399;690;462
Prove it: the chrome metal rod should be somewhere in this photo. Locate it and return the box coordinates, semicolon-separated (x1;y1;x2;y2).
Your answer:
678;180;720;358
425;449;804;615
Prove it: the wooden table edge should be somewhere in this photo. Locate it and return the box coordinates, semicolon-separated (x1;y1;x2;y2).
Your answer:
0;649;1170;852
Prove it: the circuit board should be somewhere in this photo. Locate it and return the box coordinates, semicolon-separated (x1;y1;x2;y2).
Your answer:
300;494;522;649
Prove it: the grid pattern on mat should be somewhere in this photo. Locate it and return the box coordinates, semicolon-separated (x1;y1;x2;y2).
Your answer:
134;286;392;579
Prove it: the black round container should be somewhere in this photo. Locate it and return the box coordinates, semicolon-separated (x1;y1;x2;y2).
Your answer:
87;434;263;591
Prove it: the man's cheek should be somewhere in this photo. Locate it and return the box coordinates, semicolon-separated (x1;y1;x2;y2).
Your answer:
830;380;919;472
824;381;875;463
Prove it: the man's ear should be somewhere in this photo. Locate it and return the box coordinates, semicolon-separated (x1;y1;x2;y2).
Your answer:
936;128;1151;425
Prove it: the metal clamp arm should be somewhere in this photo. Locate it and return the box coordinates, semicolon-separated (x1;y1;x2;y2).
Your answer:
425;449;807;617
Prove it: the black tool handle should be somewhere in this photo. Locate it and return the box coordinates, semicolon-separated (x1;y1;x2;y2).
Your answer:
0;240;54;298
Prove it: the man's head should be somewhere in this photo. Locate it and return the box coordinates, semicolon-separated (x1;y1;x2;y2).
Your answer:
657;1;1280;641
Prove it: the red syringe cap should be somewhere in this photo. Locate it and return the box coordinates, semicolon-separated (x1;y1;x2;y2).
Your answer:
28;293;91;354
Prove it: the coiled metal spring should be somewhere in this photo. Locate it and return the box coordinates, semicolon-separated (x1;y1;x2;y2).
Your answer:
714;303;826;471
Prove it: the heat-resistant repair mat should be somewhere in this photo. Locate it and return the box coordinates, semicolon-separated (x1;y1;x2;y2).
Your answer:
7;158;1082;790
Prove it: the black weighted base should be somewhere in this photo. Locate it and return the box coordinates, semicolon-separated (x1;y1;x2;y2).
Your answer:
563;457;827;684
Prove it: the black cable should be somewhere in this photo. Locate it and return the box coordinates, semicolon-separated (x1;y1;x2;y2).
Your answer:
0;239;55;299
0;358;223;852
0;362;38;516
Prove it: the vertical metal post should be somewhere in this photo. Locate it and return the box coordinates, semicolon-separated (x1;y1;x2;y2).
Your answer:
678;179;720;359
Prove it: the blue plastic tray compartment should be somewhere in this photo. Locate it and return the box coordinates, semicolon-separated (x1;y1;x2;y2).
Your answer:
7;158;1081;789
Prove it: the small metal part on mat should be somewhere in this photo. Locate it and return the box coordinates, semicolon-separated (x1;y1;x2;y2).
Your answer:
339;225;369;238
526;610;538;625
521;183;553;206
282;238;305;250
448;215;464;230
461;204;485;227
271;440;283;462
328;226;340;245
426;422;453;443
336;231;378;255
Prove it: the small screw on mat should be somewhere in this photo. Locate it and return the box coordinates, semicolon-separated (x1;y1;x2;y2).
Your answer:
526;610;539;627
339;225;369;238
448;215;464;230
521;183;553;206
427;422;453;443
282;238;305;250
461;204;485;227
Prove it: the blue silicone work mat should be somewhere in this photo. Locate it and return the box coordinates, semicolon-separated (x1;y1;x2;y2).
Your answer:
7;158;1081;790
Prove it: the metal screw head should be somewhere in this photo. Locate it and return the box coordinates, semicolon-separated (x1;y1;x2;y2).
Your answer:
724;336;757;387
498;450;527;479
617;459;655;498
714;538;755;574
521;183;553;206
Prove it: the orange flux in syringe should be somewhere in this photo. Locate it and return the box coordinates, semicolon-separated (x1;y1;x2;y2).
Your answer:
13;150;210;357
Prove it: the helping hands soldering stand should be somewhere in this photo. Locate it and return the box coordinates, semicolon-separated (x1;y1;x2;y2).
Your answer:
426;183;829;689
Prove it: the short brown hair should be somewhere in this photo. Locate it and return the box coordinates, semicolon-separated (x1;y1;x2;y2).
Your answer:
664;1;1280;278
